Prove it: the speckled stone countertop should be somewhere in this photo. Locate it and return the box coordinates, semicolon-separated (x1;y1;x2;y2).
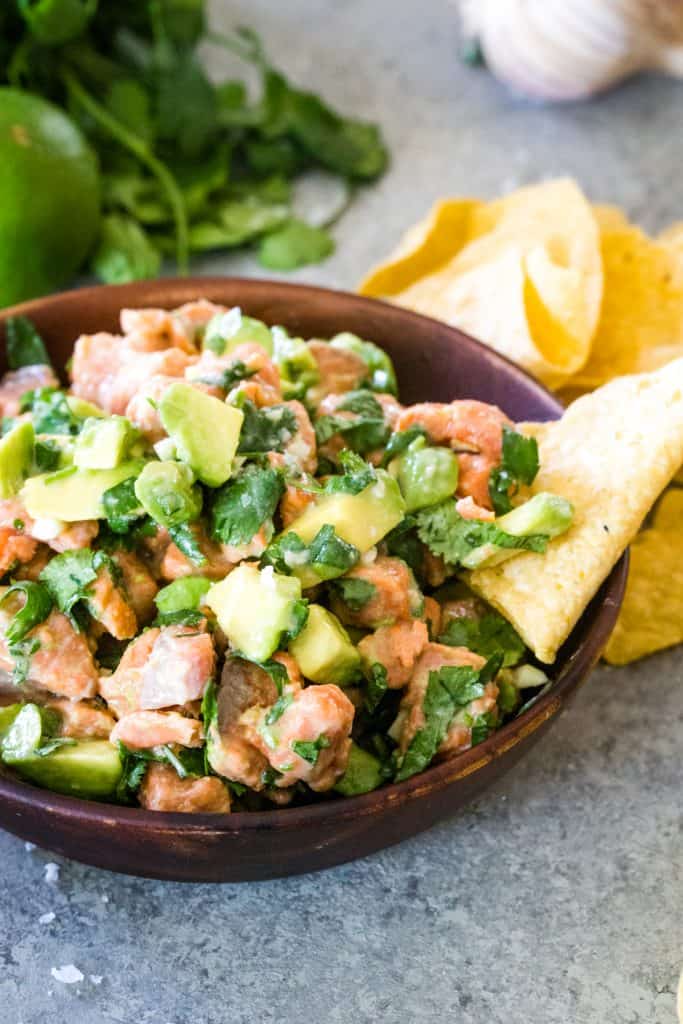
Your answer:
1;3;681;1022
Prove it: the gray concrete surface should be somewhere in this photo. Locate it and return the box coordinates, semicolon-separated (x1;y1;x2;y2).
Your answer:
1;2;682;1022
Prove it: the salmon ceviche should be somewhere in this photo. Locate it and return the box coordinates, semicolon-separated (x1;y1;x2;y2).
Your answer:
0;301;573;813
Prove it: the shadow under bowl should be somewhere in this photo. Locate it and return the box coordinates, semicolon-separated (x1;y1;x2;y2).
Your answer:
0;278;627;881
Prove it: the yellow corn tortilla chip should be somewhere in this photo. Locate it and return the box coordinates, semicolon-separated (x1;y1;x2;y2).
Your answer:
603;489;683;665
359;179;603;389
358;198;481;297
467;359;683;663
658;220;683;255
570;213;683;389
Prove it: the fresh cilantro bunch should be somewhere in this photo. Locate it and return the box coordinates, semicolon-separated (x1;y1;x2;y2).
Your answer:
2;3;389;282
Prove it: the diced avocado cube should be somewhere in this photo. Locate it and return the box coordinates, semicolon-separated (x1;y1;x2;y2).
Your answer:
204;309;273;356
462;492;574;570
73;416;138;470
155;576;211;615
159;382;243;488
8;739;123;799
287;470;405;553
389;437;459;512
135;460;202;528
0;420;34;498
289;604;361;684
0;703;23;740
333;742;384;796
272;326;320;400
206;564;303;662
1;703;60;763
21;460;145;521
66;396;105;419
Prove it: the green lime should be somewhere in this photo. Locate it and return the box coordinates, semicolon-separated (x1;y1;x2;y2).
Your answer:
0;88;100;308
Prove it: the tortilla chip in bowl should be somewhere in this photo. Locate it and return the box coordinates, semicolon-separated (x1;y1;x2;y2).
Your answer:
468;360;683;663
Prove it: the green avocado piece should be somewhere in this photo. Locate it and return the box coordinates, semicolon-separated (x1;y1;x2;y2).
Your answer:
206;564;303;662
333;742;384;796
0;703;23;741
289;604;361;684
159;382;244;488
8;739;123;799
287;470;405;554
73;416;138;470
203;309;273;356
66;395;105;419
155;576;211;615
0;420;34;498
1;702;60;763
462;492;574;570
21;459;144;521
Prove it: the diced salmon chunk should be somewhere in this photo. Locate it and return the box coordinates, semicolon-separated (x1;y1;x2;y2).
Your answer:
0;364;59;417
71;332;194;414
186;342;282;407
139;762;231;813
207;657;281;790
396;400;511;508
278;483;316;529
160;523;268;581
120;300;225;353
88;564;138;640
306;341;367;405
47;698;116;739
100;624;214;717
0;526;39;576
358;619;428;688
111;549;158;625
208;655;352;793
125;374;216;443
0;607;99;699
258;684;354;791
110;710;203;749
330;556;423;629
396;642;497;761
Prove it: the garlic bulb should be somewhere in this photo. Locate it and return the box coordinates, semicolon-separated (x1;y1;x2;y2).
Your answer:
460;0;683;102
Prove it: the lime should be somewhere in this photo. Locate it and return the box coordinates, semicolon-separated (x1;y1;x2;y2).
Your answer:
0;88;100;308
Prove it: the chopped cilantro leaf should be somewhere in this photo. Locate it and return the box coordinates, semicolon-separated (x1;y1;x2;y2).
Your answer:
365;662;388;714
19;388;80;435
394;656;502;782
102;476;145;534
196;359;256;392
292;734;330;765
168;524;208;566
439;612;526;667
33;439;62;472
381;426;427;467
5;316;50;369
315;390;389;454
331;577;376;611
0;581;53;645
322;450;375;495
236;400;297;454
489;427;540;515
415;500;548;567
211;464;284;546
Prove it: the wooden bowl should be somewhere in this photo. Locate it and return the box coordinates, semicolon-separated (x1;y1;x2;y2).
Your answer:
0;279;627;881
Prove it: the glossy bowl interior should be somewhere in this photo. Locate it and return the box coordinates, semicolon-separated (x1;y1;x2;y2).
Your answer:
0;279;627;881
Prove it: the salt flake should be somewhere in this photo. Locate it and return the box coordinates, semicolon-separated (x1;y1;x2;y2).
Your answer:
39;911;56;925
44;863;60;884
50;965;84;985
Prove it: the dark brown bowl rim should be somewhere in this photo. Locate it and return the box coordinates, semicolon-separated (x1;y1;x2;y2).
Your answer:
0;277;628;837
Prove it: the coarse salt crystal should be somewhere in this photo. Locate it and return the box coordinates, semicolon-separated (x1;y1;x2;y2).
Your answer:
50;965;84;985
24;842;36;852
39;912;56;925
90;975;103;986
44;863;60;884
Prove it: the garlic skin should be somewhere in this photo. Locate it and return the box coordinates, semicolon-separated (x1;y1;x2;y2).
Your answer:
460;0;683;102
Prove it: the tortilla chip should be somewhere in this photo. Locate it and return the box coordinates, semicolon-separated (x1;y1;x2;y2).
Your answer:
359;180;603;390
603;489;683;665
358;198;481;297
658;220;683;256
467;360;683;663
570;214;683;389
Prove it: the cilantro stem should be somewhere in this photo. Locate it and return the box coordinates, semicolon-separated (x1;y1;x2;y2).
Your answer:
60;67;189;274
